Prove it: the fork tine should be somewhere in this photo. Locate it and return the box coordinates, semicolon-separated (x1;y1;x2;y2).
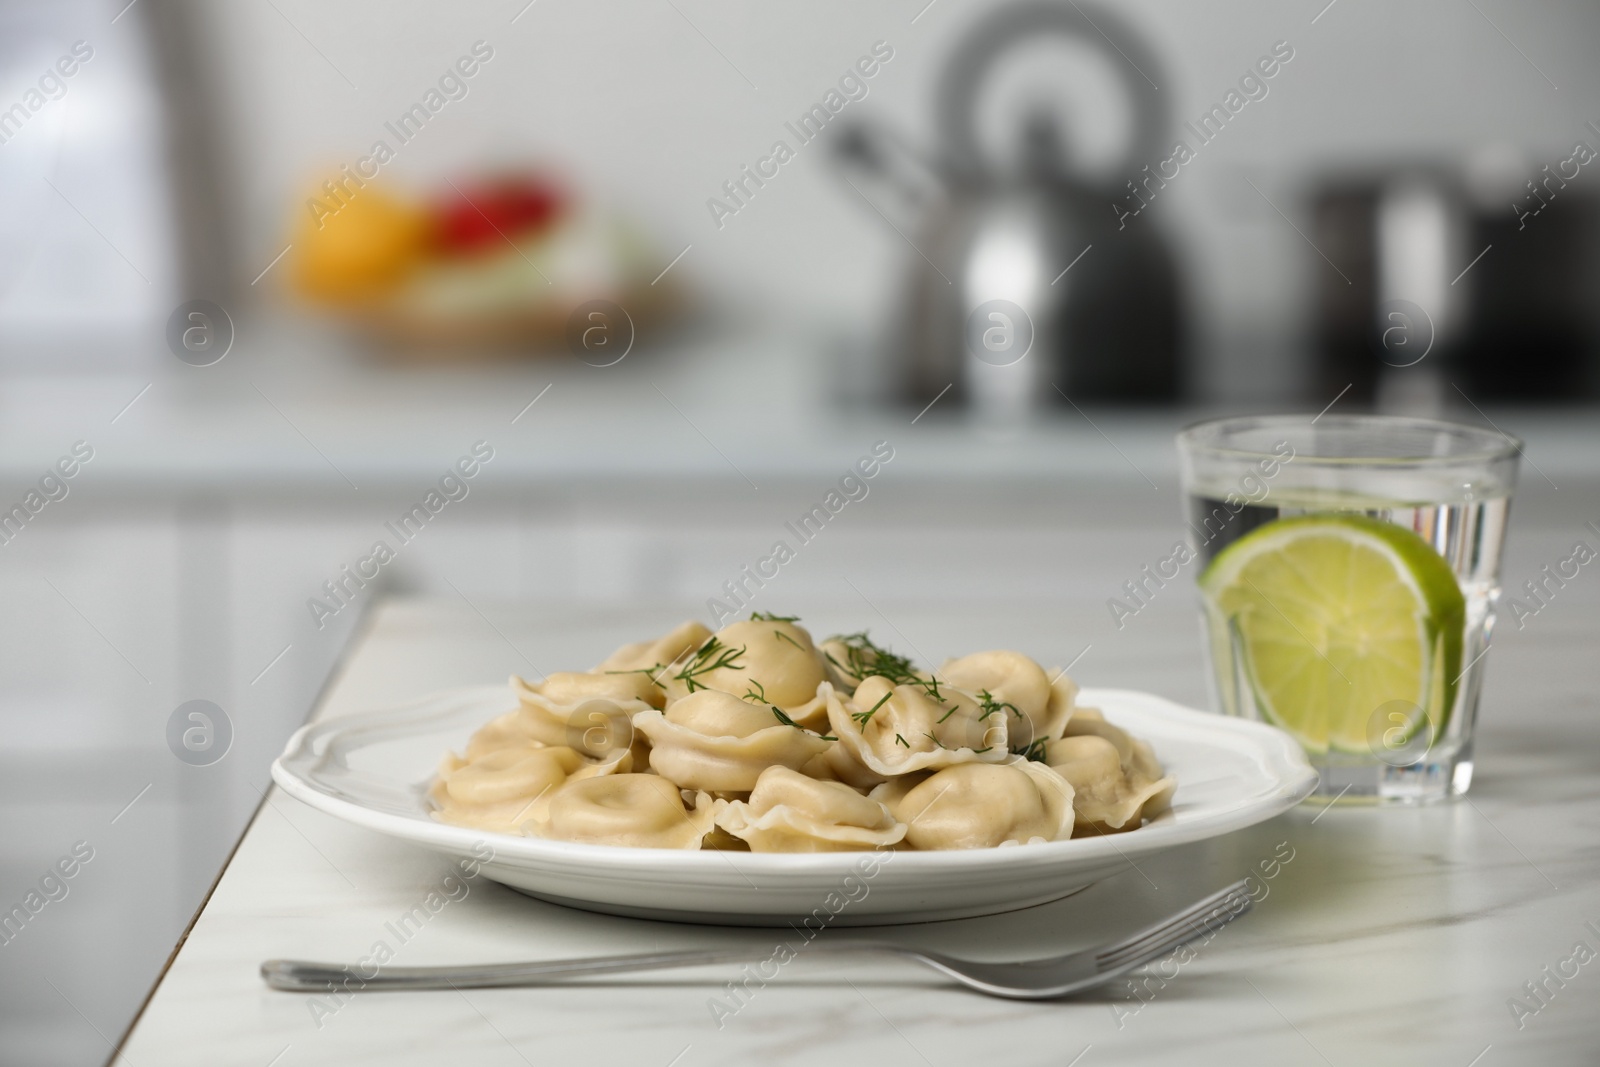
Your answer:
1096;891;1252;976
1094;879;1253;969
1097;879;1252;956
1094;889;1254;972
1097;899;1251;975
1096;883;1252;970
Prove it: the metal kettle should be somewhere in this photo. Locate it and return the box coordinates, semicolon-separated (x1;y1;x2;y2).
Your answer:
837;0;1184;412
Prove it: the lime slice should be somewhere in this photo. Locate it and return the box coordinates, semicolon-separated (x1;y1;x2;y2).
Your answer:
1198;515;1465;756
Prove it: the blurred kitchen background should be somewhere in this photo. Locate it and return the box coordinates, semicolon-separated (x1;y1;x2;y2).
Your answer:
3;0;1600;1062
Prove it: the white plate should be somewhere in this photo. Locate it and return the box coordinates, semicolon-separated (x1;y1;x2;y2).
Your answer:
271;686;1317;926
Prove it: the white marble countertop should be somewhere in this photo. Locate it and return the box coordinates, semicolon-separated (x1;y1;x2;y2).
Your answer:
115;588;1600;1066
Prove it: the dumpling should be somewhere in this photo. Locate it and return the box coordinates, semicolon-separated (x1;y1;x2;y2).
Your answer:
527;774;715;849
537;669;664;708
1035;670;1080;744
871;760;1075;849
1060;704;1128;755
594;619;713;675
1043;734;1175;834
800;741;888;791
461;708;544;761
825;677;1010;776
1049;707;1176;831
437;618;1172;853
659;619;830;727
714;766;905;852
429;743;628;833
509;673;654;761
463;672;654;761
1062;706;1171;795
631;689;831;792
1126;739;1175;819
939;650;1055;747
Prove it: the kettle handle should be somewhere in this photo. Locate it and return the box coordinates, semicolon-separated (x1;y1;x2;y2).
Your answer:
935;0;1169;185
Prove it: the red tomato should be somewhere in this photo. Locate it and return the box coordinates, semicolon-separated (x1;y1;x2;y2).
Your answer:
433;176;565;253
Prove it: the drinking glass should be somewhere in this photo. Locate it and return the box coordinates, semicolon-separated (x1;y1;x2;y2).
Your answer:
1176;414;1520;802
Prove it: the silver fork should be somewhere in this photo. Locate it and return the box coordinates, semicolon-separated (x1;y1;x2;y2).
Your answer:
262;880;1253;1001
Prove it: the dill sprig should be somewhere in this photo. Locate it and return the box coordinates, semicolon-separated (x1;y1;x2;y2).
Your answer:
976;689;1023;721
767;700;835;741
1016;737;1050;762
894;733;910;748
674;636;746;693
824;631;945;702
851;690;894;727
773;629;807;652
603;664;669;689
750;612;800;623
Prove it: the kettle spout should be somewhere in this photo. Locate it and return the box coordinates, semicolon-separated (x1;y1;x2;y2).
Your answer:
830;119;948;234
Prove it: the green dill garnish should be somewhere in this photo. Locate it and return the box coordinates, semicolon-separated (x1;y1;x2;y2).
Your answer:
971;745;994;754
673;637;746;693
924;731;947;749
852;690;893;727
750;612;800;623
767;701;835;741
773;629;807;652
935;704;960;724
894;733;910;748
824;631;945;702
976;689;1022;721
744;679;768;702
1016;737;1050;762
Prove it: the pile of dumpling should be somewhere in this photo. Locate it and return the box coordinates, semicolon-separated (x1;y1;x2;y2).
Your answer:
429;617;1175;852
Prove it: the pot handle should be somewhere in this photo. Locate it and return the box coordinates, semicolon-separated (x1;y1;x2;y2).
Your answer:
935;0;1169;183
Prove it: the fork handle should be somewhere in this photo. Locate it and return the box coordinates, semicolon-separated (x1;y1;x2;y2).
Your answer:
263;941;899;993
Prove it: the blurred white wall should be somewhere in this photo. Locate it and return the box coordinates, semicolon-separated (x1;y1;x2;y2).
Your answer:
188;0;1600;398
